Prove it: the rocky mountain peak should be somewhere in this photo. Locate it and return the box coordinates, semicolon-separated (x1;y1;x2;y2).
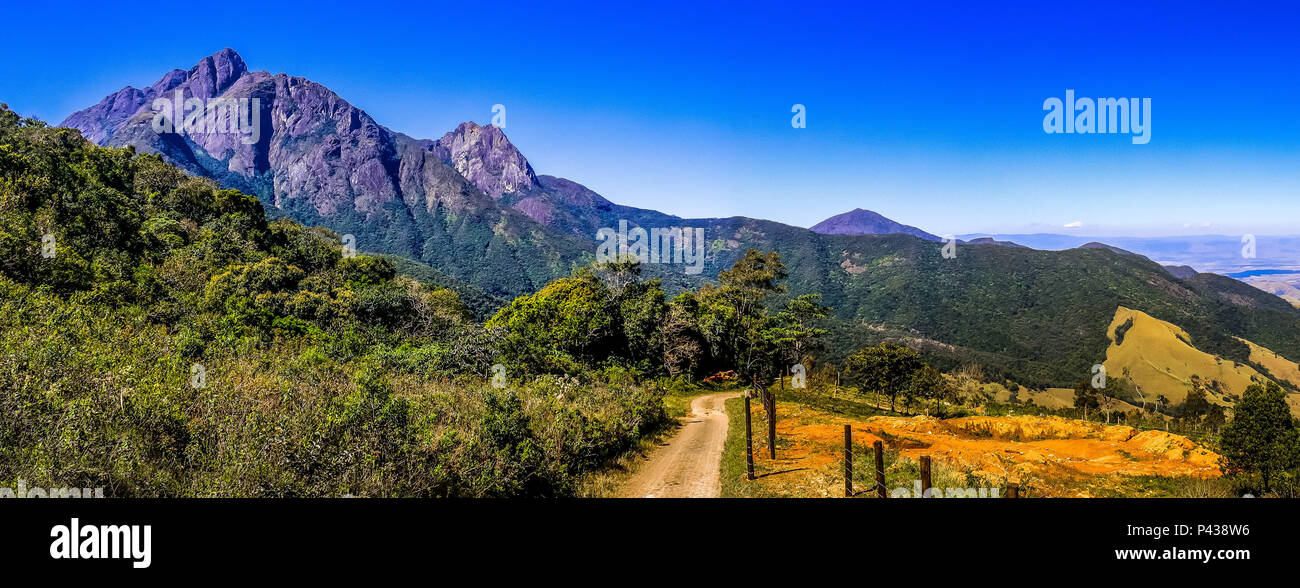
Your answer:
188;48;249;98
432;121;538;199
59;48;252;143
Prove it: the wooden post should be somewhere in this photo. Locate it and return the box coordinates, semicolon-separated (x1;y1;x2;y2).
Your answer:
919;455;932;498
873;440;886;498
1006;482;1019;498
744;394;755;480
766;393;777;460
843;425;853;497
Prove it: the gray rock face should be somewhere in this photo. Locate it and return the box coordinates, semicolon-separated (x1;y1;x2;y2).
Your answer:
432;122;537;200
59;48;590;297
62;48;246;145
58;48;755;296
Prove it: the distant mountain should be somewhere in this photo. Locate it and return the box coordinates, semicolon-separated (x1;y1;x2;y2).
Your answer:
964;237;1027;248
810;208;941;241
1077;242;1142;257
960;233;1300;276
60;49;606;298
58;49;1300;390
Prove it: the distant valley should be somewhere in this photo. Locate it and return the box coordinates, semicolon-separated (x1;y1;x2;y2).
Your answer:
958;233;1300;276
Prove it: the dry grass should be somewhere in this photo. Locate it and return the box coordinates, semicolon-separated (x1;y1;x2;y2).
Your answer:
1103;306;1266;405
721;390;1223;498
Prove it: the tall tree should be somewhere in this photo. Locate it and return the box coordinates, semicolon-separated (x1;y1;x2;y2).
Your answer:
1072;380;1102;421
771;293;830;389
1220;381;1300;494
907;365;949;416
844;342;923;413
711;249;787;458
1181;382;1213;422
660;292;706;377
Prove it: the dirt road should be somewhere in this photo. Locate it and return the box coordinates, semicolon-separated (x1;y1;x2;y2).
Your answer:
619;391;741;498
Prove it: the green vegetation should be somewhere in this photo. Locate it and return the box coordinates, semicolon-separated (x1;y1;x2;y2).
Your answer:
0;106;672;497
719;396;779;498
1219;381;1300;495
4;102;1297;499
803;231;1300;390
0;107;836;497
843;342;952;415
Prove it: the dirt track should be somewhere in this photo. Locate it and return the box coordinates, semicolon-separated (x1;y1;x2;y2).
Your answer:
619;392;740;498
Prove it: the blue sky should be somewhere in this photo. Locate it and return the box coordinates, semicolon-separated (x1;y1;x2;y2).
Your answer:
2;0;1297;236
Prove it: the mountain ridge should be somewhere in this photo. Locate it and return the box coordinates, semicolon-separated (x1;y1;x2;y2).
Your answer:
55;48;1300;391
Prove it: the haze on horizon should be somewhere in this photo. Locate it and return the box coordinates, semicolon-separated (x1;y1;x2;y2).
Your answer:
2;1;1297;238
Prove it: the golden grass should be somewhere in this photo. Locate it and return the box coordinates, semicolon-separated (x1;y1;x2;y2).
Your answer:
721;394;1220;498
1240;337;1300;389
1102;306;1264;405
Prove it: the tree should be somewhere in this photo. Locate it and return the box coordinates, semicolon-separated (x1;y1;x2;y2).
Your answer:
710;250;787;458
1204;403;1227;431
1072;381;1101;421
591;258;643;293
660;292;705;377
844;342;923;413
952;364;989;405
485;272;616;373
486;262;669;375
1219;381;1300;494
1181;382;1213;422
610;275;667;373
907;365;950;416
771;294;830;389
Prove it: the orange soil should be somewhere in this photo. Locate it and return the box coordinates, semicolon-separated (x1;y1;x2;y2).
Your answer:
748;402;1220;497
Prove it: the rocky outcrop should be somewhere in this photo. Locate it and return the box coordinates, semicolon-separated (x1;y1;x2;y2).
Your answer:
431;122;537;200
62;48;247;145
60;48;588;297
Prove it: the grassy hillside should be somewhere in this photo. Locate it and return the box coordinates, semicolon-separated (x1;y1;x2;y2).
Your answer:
1102;307;1267;405
1242;337;1300;389
807;234;1300;389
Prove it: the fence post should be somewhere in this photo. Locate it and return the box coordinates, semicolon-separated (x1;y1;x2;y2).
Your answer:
1006;482;1019;498
744;393;755;480
919;455;932;498
767;394;777;460
873;440;886;498
843;424;853;497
